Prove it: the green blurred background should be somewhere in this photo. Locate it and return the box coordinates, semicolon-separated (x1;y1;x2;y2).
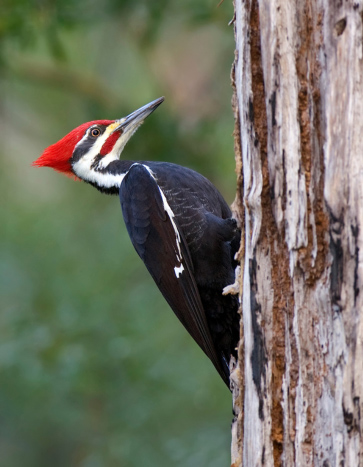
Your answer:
0;1;236;465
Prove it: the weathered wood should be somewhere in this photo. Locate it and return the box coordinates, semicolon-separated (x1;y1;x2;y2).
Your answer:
231;0;363;465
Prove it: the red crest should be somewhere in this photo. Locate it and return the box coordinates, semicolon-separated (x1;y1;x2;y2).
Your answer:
33;120;114;177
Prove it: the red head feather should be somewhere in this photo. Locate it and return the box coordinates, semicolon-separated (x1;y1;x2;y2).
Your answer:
33;120;114;176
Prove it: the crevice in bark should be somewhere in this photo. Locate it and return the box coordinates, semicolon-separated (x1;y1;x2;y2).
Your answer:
295;1;329;288
230;30;245;466
293;7;331;460
250;257;267;420
231;54;244;236
334;17;347;36
328;208;344;309
248;2;296;465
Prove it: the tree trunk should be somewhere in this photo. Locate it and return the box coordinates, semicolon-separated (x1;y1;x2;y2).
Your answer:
230;0;363;465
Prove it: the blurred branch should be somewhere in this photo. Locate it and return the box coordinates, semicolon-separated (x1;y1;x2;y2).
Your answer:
8;59;121;109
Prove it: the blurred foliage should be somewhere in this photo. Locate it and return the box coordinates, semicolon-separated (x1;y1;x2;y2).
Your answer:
0;1;236;466
0;0;232;61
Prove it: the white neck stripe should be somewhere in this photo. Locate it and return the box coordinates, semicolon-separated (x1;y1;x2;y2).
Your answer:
73;158;126;188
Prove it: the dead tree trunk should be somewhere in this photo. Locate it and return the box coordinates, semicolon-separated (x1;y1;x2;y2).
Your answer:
230;0;363;465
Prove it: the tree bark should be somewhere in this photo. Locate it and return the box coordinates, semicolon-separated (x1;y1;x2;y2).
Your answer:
230;0;363;465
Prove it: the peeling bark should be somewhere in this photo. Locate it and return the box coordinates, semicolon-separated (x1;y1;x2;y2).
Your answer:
231;0;363;465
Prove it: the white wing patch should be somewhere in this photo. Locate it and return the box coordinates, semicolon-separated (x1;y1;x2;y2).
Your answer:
135;164;185;278
174;264;185;278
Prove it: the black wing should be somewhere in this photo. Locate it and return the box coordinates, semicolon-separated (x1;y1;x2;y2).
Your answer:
119;163;228;385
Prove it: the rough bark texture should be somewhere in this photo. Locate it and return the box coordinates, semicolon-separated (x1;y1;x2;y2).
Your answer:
230;0;363;465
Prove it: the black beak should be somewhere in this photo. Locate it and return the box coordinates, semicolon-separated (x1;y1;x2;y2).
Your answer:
114;97;165;132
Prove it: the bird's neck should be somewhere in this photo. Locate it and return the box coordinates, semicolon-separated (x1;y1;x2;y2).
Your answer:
78;160;136;195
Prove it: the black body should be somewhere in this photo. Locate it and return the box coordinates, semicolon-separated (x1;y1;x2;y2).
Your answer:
35;96;240;388
103;160;240;387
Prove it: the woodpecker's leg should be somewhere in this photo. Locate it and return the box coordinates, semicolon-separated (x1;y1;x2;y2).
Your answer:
223;265;241;296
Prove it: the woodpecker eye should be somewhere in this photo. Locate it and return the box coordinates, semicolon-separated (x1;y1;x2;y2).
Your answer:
90;128;101;137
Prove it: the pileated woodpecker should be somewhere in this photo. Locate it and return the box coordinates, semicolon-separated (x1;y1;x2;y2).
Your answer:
33;97;240;388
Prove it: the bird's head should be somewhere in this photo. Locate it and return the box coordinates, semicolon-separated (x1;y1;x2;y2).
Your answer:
33;97;164;190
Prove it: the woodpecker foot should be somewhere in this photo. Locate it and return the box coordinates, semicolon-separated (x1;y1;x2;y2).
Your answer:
222;265;241;296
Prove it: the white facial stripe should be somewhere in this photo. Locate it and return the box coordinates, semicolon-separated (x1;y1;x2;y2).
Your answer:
73;124;127;187
97;127;140;170
74;131;89;149
72;123;144;188
74;124;112;154
139;164;184;277
73;125;115;181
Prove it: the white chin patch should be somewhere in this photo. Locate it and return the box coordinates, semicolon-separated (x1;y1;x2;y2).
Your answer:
72;129;127;188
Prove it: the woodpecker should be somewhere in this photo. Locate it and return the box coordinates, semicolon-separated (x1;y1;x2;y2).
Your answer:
33;97;240;388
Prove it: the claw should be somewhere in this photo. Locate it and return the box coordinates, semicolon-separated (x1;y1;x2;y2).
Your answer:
222;265;241;296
